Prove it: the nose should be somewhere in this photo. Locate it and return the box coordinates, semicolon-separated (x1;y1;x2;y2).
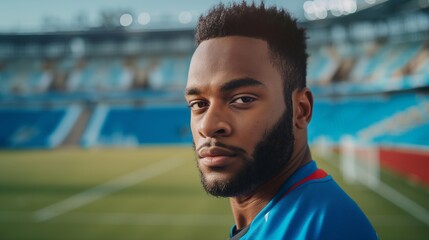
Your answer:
197;105;232;138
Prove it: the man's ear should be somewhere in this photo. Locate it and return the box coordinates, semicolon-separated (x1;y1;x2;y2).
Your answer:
294;88;313;129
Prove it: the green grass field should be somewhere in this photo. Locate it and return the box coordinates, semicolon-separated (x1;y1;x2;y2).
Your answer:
0;147;428;240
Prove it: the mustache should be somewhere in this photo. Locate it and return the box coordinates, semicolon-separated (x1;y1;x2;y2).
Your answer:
194;141;247;156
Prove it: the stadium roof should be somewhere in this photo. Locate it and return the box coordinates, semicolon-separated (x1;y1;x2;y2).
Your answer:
0;0;304;33
1;0;426;34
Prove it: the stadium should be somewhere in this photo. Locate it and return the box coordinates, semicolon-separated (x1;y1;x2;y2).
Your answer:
0;0;428;239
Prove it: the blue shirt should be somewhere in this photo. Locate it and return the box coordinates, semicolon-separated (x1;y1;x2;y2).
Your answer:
230;161;378;240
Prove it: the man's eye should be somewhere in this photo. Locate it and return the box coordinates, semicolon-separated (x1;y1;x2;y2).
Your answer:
189;101;209;110
232;96;256;104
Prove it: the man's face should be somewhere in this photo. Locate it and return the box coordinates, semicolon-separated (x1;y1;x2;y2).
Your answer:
185;36;294;197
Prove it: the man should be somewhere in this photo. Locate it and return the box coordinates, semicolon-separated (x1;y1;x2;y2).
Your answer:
185;2;378;239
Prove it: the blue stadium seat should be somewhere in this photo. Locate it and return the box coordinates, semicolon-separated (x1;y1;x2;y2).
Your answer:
147;55;191;90
81;104;191;147
309;94;422;145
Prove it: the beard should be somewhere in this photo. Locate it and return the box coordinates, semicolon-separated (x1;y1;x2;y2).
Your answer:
194;105;295;197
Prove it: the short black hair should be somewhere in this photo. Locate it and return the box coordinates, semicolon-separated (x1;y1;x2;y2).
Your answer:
195;1;308;98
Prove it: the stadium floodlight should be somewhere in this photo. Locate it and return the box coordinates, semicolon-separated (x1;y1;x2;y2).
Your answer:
343;0;357;14
120;13;133;27
178;11;192;24
303;0;358;20
138;12;151;25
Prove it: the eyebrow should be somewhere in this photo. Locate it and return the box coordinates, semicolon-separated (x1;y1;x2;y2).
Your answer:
184;88;200;96
185;77;265;96
220;77;265;93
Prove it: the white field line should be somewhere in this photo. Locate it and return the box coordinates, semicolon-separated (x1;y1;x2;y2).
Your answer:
319;152;429;226
375;181;429;226
33;158;185;222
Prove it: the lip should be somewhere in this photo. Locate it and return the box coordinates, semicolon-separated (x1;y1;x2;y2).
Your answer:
198;147;236;167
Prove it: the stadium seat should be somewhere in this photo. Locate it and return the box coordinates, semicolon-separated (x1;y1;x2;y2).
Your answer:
81;104;192;147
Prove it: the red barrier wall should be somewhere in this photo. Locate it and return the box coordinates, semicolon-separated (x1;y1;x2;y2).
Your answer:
379;146;429;186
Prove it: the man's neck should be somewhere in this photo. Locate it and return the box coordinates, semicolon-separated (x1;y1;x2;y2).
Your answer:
229;144;312;229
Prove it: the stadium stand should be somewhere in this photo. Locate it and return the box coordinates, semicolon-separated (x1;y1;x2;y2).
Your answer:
65;57;135;92
1;34;429;149
0;58;54;94
0;0;428;154
81;104;191;147
309;93;429;147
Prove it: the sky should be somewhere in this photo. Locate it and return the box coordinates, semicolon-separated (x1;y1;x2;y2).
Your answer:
0;0;305;32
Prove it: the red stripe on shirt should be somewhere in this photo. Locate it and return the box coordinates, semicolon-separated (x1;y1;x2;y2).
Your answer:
282;169;328;197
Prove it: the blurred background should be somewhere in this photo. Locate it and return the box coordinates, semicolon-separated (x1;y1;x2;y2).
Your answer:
0;0;428;239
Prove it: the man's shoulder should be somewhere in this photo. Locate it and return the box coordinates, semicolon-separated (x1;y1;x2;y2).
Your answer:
234;169;378;239
264;176;378;240
276;175;366;220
